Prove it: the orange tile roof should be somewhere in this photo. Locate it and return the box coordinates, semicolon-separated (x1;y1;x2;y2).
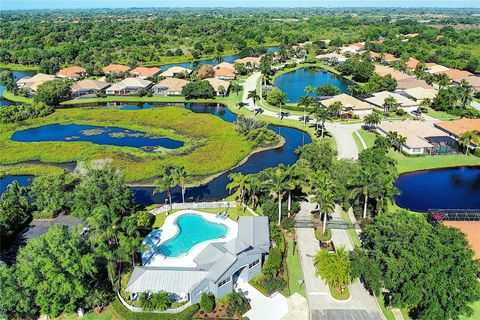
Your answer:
57;66;86;78
214;67;235;78
435;119;480;137
130;67;162;77
425;62;438;68
406;58;420;70
436;69;473;81
443;221;480;259
383;53;398;62
351;42;365;48
103;64;130;73
404;33;419;38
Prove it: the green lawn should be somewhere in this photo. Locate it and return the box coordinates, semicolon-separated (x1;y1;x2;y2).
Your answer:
57;307;115;320
375;294;397;320
2;90;34;103
460;301;480;320
425;107;460;121
0;63;40;71
285;235;306;297
356;129;480;173
0;107;255;182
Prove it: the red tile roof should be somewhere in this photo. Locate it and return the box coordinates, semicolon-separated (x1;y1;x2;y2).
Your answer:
103;64;130;73
406;58;420;70
443;221;480;259
129;67;162;77
214;67;235;78
57;66;86;78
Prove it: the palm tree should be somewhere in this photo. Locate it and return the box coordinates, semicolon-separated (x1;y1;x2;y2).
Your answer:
329;101;343;118
436;73;451;90
311;103;332;138
173;166;188;203
265;167;288;225
247;90;260;111
227;172;251;205
276;90;288;120
284;165;297;217
363;112;381;130
313;188;336;236
153;167;177;209
350;170;374;220
314;247;352;289
231;83;242;106
246;175;264;209
458;79;474;109
458;131;475;155
383;96;397;116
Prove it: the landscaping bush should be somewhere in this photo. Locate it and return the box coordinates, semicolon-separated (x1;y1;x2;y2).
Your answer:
225;291;250;318
181;80;215;99
111;298;198;320
199;292;215;313
315;227;332;242
395;109;407;116
34;79;71;105
262;277;287;294
0;102;53;123
263;247;282;277
260;196;300;226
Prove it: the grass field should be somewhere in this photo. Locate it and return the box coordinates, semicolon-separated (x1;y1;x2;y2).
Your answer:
356;129;480;173
285;235;306;297
0;107;255;182
2;90;34;103
0;63;40;71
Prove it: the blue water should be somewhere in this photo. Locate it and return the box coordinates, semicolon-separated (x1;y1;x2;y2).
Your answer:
0;70;36;107
274;67;352;103
0;175;33;197
12;124;184;151
152;214;227;258
394;166;480;212
157;46;279;70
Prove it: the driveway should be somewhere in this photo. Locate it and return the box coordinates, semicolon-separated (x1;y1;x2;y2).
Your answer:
237;281;289;320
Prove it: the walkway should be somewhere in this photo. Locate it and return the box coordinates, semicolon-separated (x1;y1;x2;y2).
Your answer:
238;280;289;320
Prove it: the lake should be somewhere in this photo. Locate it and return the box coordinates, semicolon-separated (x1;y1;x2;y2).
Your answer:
0;70;36;107
12;124;184;151
394;166;480;212
1;102;311;204
274;67;352;103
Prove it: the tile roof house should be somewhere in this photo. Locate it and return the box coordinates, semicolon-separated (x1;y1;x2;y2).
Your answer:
213;67;236;80
434;118;480;146
340;43;365;55
320;93;374;117
129;67;162;79
397;87;438;101
105;77;152;95
382;53;398;64
396;77;433;90
425;63;450;74
455;76;480;92
160;66;193;78
234;57;261;69
374;65;412;81
152;78;190;96
102;64;130;74
316;52;347;64
16;73;56;95
70;80;110;98
205;78;231;96
215;62;235;69
443;222;480;259
363;91;419;112
56;66;87;80
125;216;270;306
406;58;420;70
435;69;473;82
377;120;451;155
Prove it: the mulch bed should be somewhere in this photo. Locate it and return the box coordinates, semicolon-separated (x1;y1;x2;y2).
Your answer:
193;304;241;319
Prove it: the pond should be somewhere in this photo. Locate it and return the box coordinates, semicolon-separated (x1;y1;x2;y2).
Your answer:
0;70;36;107
157;46;279;70
394;166;480;212
12;124;184;151
274;67;352;103
0;175;33;196
1;102;311;204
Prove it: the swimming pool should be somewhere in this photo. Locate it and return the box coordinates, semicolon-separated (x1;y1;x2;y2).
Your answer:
154;213;228;258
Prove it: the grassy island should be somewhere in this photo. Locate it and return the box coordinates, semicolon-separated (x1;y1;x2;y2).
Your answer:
0;107;259;182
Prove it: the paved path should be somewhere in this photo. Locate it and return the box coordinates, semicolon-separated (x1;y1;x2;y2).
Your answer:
238;278;289;319
471;100;480;112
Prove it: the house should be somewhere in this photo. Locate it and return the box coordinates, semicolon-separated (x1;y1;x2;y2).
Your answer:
340;42;365;55
435;119;480;149
406;58;421;70
316;52;347;64
215;62;235;70
396;77;433;90
435;69;473;82
16;73;56;95
382;53;398;64
454;76;480;93
234;57;261;69
374;65;412;81
404;33;419;38
442;222;480;259
152;78;189;96
425;63;450;74
369;52;381;61
160;66;192;78
363;91;419;113
205;78;231;96
213;67;236;80
70;80;110;98
105;77;152;95
320;93;373;117
56;66;87;80
129;67;162;79
125;216;270;305
397;87;438;102
102;64;130;74
377;120;454;155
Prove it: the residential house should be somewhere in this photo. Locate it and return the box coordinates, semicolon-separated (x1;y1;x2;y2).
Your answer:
213;67;236;80
125;216;270;305
102;64;130;74
316;52;347;65
70;80;110;98
105;78;152;95
152;78;189;96
340;42;365;55
435;69;473;82
425;63;449;74
396;77;433;90
382;53;398;65
377;120;454;155
215;62;235;70
320;93;374;117
406;58;420;70
56;66;87;80
374;65;412;81
454;76;480;93
16;73;56;95
234;57;261;70
397;87;438;102
363;91;419;113
435;119;480;150
160;66;192;78
129;67;162;79
205;78;231;96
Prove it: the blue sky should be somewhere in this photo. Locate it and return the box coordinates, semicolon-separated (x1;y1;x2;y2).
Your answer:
2;1;480;10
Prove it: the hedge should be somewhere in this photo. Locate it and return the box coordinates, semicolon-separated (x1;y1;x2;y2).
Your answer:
111;298;199;320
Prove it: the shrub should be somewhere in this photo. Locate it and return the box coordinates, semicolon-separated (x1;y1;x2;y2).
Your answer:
200;292;215;313
396;109;406;116
260;197;300;225
34;79;71;105
315;227;332;242
112;298;199;320
181;80;215;99
0;102;53;123
225;291;250;317
262;247;283;277
262;277;287;294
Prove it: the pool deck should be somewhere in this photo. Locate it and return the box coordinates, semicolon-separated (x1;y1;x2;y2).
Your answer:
143;210;238;268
